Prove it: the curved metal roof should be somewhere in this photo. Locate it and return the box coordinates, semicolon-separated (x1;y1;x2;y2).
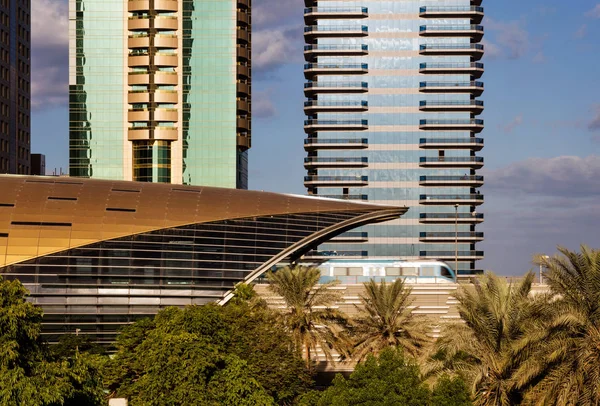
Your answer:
0;175;407;268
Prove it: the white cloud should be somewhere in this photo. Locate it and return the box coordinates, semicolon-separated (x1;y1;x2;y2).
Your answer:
31;0;69;110
485;155;600;198
589;105;600;131
253;90;277;118
585;4;600;18
501;114;523;133
253;26;303;71
485;18;530;59
574;24;588;39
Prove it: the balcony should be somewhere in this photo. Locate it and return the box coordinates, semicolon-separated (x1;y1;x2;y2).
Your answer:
128;0;178;12
304;7;368;23
304;44;368;60
419;119;484;133
304;138;368;150
237;81;250;96
128;126;178;141
420;25;484;40
304;250;368;260
128;16;178;31
237;64;250;79
304;157;368;169
304;63;368;79
304;175;368;187
419;138;484;151
419;100;484;113
304;25;368;39
419;156;484;169
304;81;368;95
419;212;484;224
419;194;484;205
304;119;368;132
419;44;484;60
127;108;178;123
420;81;484;96
128;34;178;49
419;62;484;78
320;194;368;201
419;175;484;187
330;231;369;243
420;251;484;260
419;6;484;23
237;46;250;61
237;11;250;26
128;90;178;104
304;100;368;113
237;98;250;114
420;232;484;243
237;117;250;131
237;27;250;43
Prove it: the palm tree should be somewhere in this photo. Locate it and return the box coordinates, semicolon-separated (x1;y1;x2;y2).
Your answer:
427;272;549;406
350;278;430;362
266;265;349;368
516;246;600;405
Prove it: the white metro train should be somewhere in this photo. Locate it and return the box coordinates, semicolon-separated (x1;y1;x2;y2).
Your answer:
313;259;457;284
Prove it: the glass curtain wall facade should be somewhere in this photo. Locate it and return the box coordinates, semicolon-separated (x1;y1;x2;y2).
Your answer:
0;0;30;175
303;0;484;278
69;0;251;188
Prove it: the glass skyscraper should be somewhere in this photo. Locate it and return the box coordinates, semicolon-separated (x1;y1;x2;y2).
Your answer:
69;0;251;188
303;0;484;278
0;0;30;175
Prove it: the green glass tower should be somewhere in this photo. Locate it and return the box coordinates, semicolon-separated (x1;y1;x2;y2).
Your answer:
69;0;251;188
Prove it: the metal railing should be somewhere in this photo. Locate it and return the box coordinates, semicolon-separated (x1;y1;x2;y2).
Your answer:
420;44;484;50
305;44;368;51
420;138;484;144
420;213;484;220
420;194;484;200
420;81;484;88
420;100;484;107
420;251;484;257
305;81;368;89
304;119;368;126
420;157;484;163
305;25;368;33
305;250;368;257
420;6;484;12
304;63;368;70
420;62;484;69
305;7;368;13
304;157;368;164
320;194;369;200
420;232;484;238
420;25;484;32
304;176;368;182
420;175;484;182
420;119;484;125
304;138;368;145
304;100;368;107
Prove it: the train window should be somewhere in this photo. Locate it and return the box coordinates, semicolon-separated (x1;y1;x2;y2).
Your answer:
421;267;435;277
441;267;452;278
348;267;363;276
333;267;347;276
401;267;418;276
385;267;401;276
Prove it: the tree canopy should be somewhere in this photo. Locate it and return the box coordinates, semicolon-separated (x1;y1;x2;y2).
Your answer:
105;300;311;405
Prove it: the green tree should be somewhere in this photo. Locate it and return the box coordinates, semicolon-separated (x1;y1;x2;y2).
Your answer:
428;272;549;406
106;302;310;405
316;347;431;406
267;265;349;368
0;276;104;406
350;278;430;361
431;375;473;406
518;246;600;405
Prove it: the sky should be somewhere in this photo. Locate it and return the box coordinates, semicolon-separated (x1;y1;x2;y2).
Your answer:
31;0;600;276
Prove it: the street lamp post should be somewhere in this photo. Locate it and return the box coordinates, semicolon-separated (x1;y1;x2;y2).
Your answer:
454;204;459;274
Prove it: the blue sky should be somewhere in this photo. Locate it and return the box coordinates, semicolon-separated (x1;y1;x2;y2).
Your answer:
31;0;600;276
